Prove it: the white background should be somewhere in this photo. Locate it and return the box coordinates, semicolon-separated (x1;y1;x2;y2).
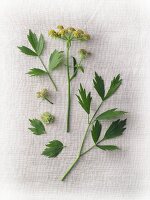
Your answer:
0;0;150;199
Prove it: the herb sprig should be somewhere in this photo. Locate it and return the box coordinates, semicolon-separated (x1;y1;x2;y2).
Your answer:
18;30;64;91
59;73;127;181
48;25;91;132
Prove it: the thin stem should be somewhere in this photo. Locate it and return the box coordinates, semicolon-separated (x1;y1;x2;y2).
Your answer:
44;97;53;104
61;101;104;181
38;56;57;91
61;156;80;181
78;101;103;155
66;42;71;132
81;139;105;157
88;114;90;124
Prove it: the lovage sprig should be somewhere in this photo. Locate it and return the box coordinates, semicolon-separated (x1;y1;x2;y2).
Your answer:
18;30;64;91
60;73;127;181
48;25;91;132
40;72;127;181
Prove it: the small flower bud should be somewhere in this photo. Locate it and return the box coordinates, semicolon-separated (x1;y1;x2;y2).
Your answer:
48;30;59;38
57;25;64;30
41;112;55;124
77;29;84;34
73;31;80;38
79;49;91;59
67;27;76;32
58;29;66;36
83;33;91;40
36;89;49;99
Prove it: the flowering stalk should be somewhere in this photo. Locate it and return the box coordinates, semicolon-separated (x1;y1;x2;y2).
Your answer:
66;41;71;132
48;25;90;132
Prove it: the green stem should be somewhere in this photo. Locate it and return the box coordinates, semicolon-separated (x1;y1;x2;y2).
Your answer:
81;139;104;157
61;101;103;181
38;56;57;91
66;42;71;132
44;97;53;104
61;156;80;181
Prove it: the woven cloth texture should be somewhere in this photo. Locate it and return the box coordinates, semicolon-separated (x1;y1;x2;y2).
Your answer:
0;0;150;199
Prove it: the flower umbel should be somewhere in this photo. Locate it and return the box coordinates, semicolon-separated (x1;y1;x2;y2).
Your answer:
41;112;55;124
37;88;49;99
36;89;53;104
48;25;91;41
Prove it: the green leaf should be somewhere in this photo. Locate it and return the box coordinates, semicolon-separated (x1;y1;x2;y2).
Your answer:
18;46;37;56
73;56;78;76
27;29;38;51
104;74;122;100
49;50;64;70
104;119;127;140
27;68;48;76
93;72;105;100
42;140;64;158
76;84;92;114
96;108;127;121
91;120;102;144
97;145;120;151
37;34;45;56
28;119;45;135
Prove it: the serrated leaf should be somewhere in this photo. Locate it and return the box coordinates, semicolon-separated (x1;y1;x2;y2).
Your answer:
27;68;47;76
27;29;38;51
28;119;45;135
37;34;44;56
104;119;127;140
97;145;120;151
93;72;105;100
76;84;92;114
18;46;37;56
104;74;122;100
96;108;127;121
91;120;102;144
49;50;64;70
42;140;64;158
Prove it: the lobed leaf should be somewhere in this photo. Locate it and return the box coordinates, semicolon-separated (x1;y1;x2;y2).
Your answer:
28;119;45;135
18;46;37;56
36;34;45;56
104;119;127;140
91;120;102;144
27;29;38;51
104;74;122;100
76;84;92;114
49;50;64;70
42;140;64;158
93;72;105;100
27;68;48;76
96;108;127;121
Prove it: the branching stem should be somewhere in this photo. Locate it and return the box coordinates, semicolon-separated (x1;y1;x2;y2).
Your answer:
61;101;103;181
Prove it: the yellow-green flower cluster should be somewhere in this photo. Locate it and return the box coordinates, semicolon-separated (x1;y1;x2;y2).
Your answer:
48;25;90;41
79;49;91;59
36;89;49;99
41;112;55;124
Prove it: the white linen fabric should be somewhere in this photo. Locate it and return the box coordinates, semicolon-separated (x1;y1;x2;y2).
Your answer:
0;0;150;199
